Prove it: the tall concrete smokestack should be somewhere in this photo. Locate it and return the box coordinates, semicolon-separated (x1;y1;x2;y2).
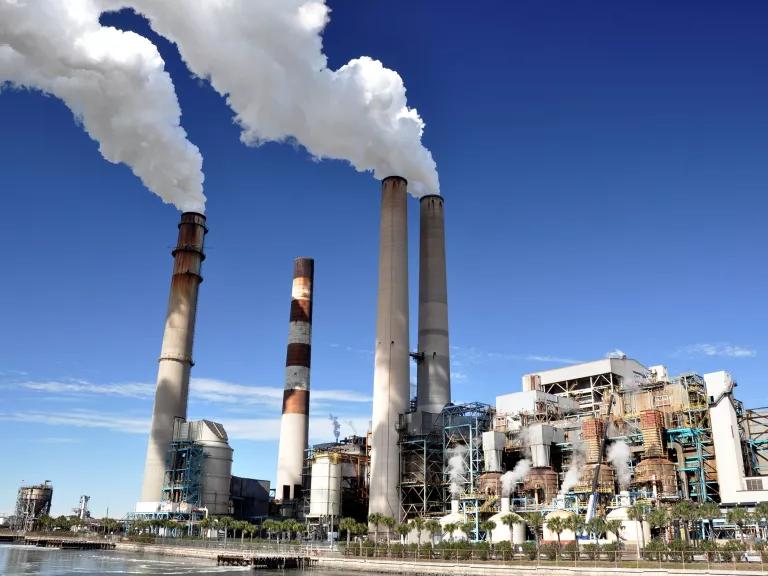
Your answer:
416;195;450;413
140;212;207;502
369;176;410;521
275;257;314;501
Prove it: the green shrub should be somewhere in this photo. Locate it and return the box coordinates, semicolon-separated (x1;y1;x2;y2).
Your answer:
668;538;693;562
603;542;619;562
540;542;557;561
522;541;537;560
583;542;600;560
644;538;667;561
699;540;717;562
564;541;579;560
720;540;745;563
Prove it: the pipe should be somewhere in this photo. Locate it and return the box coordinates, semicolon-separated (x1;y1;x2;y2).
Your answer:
670;440;690;500
368;176;410;522
416;194;450;413
140;212;207;502
276;257;314;501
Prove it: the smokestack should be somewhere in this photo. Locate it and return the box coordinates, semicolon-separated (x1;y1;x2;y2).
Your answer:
140;212;207;502
369;176;410;521
416;195;451;413
275;257;314;501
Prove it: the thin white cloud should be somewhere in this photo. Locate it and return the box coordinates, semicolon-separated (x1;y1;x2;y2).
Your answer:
0;409;369;443
675;343;757;359
0;409;148;434
19;380;154;398
14;377;371;406
451;345;581;367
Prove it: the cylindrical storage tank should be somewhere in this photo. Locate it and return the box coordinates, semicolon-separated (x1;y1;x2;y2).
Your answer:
309;453;342;517
543;509;577;542
19;484;53;517
194;420;233;516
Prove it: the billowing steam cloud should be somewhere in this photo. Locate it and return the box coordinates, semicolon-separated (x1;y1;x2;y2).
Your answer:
560;439;586;494
501;459;531;497
0;0;205;212
447;444;468;497
99;0;439;196
606;440;632;489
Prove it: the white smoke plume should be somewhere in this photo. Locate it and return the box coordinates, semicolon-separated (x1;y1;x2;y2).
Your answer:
447;444;468;497
501;459;531;497
99;0;439;196
560;439;586;494
0;0;205;212
606;440;632;489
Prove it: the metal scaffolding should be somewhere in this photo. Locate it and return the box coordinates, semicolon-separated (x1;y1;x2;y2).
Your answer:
162;440;204;508
399;431;443;519
442;402;493;539
541;370;619;417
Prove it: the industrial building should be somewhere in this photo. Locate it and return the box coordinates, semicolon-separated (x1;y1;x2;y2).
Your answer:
296;355;768;543
132;181;767;545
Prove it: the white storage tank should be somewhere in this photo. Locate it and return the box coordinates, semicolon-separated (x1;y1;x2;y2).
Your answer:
309;453;342;517
606;506;650;545
184;420;233;516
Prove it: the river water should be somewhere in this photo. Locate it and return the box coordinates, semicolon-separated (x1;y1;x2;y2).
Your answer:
0;545;300;576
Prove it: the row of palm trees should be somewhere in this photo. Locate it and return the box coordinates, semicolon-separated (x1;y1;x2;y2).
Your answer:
624;501;768;549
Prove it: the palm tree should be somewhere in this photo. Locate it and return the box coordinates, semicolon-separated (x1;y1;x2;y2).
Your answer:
647;507;670;543
460;522;474;541
443;522;458;542
671;501;694;541
546;516;565;557
604;518;623;544
500;512;523;544
727;507;749;547
627;502;648;556
425;519;441;545
480;519;497;546
199;516;212;538
218;516;234;544
525;512;544;553
565;514;584;540
586;516;606;540
698;502;720;542
754;502;768;540
368;512;383;544
262;519;280;545
412;517;426;549
381;515;396;546
395;522;412;544
340;517;357;548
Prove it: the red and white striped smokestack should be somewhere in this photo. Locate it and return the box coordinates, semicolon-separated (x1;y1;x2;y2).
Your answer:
140;212;207;503
369;176;410;521
416;194;450;413
275;257;314;501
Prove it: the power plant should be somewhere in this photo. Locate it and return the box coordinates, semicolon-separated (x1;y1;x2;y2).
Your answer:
122;181;767;545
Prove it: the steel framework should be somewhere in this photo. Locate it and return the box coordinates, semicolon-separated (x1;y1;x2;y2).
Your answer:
399;431;443;519
162;440;204;507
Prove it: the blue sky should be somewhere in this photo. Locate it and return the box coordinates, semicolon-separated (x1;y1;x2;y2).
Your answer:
1;1;767;517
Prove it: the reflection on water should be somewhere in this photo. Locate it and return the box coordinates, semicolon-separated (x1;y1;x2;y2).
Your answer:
0;545;260;575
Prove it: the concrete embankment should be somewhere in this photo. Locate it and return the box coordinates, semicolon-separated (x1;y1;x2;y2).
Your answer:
315;556;764;576
114;544;765;576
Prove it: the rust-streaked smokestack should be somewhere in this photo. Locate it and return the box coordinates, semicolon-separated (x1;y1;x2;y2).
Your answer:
369;176;410;521
416;194;450;413
140;212;206;502
275;257;314;501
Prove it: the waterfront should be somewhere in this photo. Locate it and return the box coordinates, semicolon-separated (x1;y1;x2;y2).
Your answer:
0;545;253;575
